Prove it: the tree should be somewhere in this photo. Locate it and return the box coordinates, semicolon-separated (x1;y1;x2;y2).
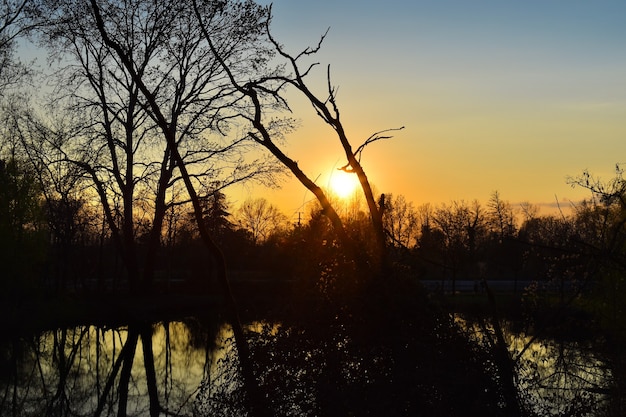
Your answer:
195;10;531;415
487;190;517;242
0;0;33;94
195;3;404;277
432;200;484;293
485;191;524;287
568;166;626;340
3;2;532;415
2;100;102;291
382;193;419;249
79;1;279;414
21;1;284;415
35;0;281;294
412;203;446;279
235;197;287;244
200;188;234;240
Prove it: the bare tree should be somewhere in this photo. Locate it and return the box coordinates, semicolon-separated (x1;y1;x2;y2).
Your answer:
78;1;279;415
34;0;281;294
235;197;287;244
0;0;34;93
487;190;516;242
0;0;30;48
432;200;485;293
194;3;404;276
519;201;540;223
382;193;419;249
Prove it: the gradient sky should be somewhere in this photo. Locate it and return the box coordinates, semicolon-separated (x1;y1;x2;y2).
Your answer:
232;1;626;219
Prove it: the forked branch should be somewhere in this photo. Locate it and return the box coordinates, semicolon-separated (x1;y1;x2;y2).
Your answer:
340;126;405;172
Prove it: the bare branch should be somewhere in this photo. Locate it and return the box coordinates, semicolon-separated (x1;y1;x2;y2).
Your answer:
339;126;405;170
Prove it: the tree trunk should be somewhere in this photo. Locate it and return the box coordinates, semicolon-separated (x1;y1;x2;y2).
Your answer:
141;149;174;294
117;328;139;417
140;324;160;417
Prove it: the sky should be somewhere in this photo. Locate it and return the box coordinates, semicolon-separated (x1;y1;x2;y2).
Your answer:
230;0;626;221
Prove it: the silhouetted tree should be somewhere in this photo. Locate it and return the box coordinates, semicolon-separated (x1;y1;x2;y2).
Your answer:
193;6;531;416
485;191;523;286
568;166;626;339
382;193;419;250
195;3;404;278
235;197;287;244
34;0;281;296
200;189;233;240
81;1;279;415
415;203;447;280
432;200;483;292
0;0;34;93
3;101;102;291
487;190;517;242
519;214;576;281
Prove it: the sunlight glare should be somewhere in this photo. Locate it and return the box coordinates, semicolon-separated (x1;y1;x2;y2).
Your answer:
329;170;359;199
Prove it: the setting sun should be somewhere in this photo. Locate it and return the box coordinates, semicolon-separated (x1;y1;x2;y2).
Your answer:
329;170;359;199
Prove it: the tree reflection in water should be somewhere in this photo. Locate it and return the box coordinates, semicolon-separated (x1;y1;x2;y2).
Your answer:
0;318;615;416
0;320;216;416
459;318;613;417
512;335;612;416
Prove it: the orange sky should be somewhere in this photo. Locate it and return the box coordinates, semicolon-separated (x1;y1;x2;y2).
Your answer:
230;1;626;222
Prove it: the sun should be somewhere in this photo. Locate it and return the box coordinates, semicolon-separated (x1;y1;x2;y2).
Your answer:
329;170;359;199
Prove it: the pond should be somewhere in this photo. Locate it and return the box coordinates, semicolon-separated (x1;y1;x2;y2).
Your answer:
0;317;615;416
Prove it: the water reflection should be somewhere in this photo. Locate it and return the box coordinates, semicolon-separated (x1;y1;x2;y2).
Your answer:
511;333;611;416
0;320;216;416
0;318;615;416
459;317;612;417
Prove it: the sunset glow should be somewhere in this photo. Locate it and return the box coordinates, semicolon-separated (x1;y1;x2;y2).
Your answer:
3;1;624;414
329;170;359;199
242;0;626;217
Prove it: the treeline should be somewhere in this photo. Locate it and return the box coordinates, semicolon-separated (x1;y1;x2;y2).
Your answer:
0;157;284;297
2;0;620;306
2;149;624;308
